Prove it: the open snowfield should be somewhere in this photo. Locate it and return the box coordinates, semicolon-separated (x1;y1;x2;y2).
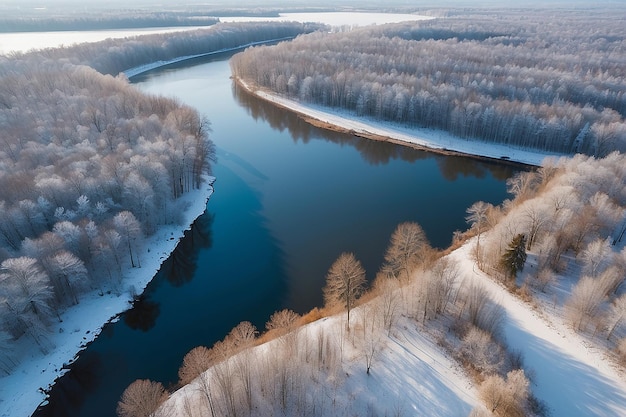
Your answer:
0;179;214;417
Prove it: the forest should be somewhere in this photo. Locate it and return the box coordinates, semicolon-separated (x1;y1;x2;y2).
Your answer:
231;10;626;157
0;21;319;376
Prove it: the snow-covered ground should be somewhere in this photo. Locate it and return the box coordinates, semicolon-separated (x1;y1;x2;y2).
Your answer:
0;179;214;417
241;81;564;167
164;305;480;417
448;240;626;417
160;236;626;417
122;37;296;79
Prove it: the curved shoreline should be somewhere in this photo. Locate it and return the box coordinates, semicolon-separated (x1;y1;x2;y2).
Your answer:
234;78;567;168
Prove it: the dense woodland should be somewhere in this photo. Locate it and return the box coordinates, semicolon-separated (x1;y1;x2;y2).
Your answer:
231;10;626;156
0;22;319;375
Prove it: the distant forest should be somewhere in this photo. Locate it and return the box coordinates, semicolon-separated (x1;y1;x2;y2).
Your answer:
0;21;318;373
0;15;219;32
231;10;626;156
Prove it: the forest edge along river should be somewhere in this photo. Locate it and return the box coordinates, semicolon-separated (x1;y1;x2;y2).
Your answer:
32;51;522;417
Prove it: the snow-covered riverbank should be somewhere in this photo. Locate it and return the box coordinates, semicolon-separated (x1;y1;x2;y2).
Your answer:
121;37;297;79
237;80;565;167
0;178;214;417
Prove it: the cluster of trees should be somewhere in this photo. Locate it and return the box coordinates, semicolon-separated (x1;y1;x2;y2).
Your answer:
0;21;322;376
19;21;323;76
466;152;626;360
118;220;537;417
0;57;214;372
0;15;218;33
231;10;626;156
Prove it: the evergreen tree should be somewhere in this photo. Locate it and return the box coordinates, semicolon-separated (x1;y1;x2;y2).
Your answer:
500;234;527;281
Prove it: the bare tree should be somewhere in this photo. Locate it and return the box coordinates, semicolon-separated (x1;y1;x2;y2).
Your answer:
466;202;491;269
178;346;213;386
458;326;504;375
323;252;367;330
117;379;168;417
45;251;87;306
580;238;613;278
606;294;626;341
226;321;257;413
372;276;400;336
565;276;606;331
113;211;143;268
0;257;53;329
265;309;300;335
479;369;530;417
381;222;430;282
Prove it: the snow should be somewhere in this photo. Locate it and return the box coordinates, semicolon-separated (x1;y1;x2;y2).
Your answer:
122;37;296;79
164;308;479;417
0;178;214;417
241;81;564;167
448;239;626;417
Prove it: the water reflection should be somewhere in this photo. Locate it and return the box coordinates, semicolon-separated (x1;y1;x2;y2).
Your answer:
232;82;522;179
34;351;101;416
165;211;214;287
123;296;160;332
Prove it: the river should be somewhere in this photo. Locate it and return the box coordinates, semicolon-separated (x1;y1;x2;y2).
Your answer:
33;54;520;417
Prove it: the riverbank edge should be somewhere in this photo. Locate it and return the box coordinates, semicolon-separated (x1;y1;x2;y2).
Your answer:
0;177;214;417
122;36;297;79
234;78;569;168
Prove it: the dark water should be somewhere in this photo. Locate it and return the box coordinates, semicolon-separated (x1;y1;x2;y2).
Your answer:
34;56;521;417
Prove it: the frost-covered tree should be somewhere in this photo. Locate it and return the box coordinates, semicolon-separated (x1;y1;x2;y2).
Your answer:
381;222;430;282
113;211;143;268
45;251;88;306
480;369;530;417
117;379;168;417
466;201;491;269
323;252;367;330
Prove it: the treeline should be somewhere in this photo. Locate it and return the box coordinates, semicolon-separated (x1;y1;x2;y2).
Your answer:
231;10;626;156
0;22;320;376
10;21;323;76
0;15;218;33
467;152;626;359
118;222;539;417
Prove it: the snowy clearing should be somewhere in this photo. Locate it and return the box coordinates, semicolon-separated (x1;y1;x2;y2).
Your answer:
0;179;214;417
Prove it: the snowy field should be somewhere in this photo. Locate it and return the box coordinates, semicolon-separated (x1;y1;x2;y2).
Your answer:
0;179;214;417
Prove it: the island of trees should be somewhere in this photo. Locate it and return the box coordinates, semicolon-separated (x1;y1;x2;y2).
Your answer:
231;9;626;157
